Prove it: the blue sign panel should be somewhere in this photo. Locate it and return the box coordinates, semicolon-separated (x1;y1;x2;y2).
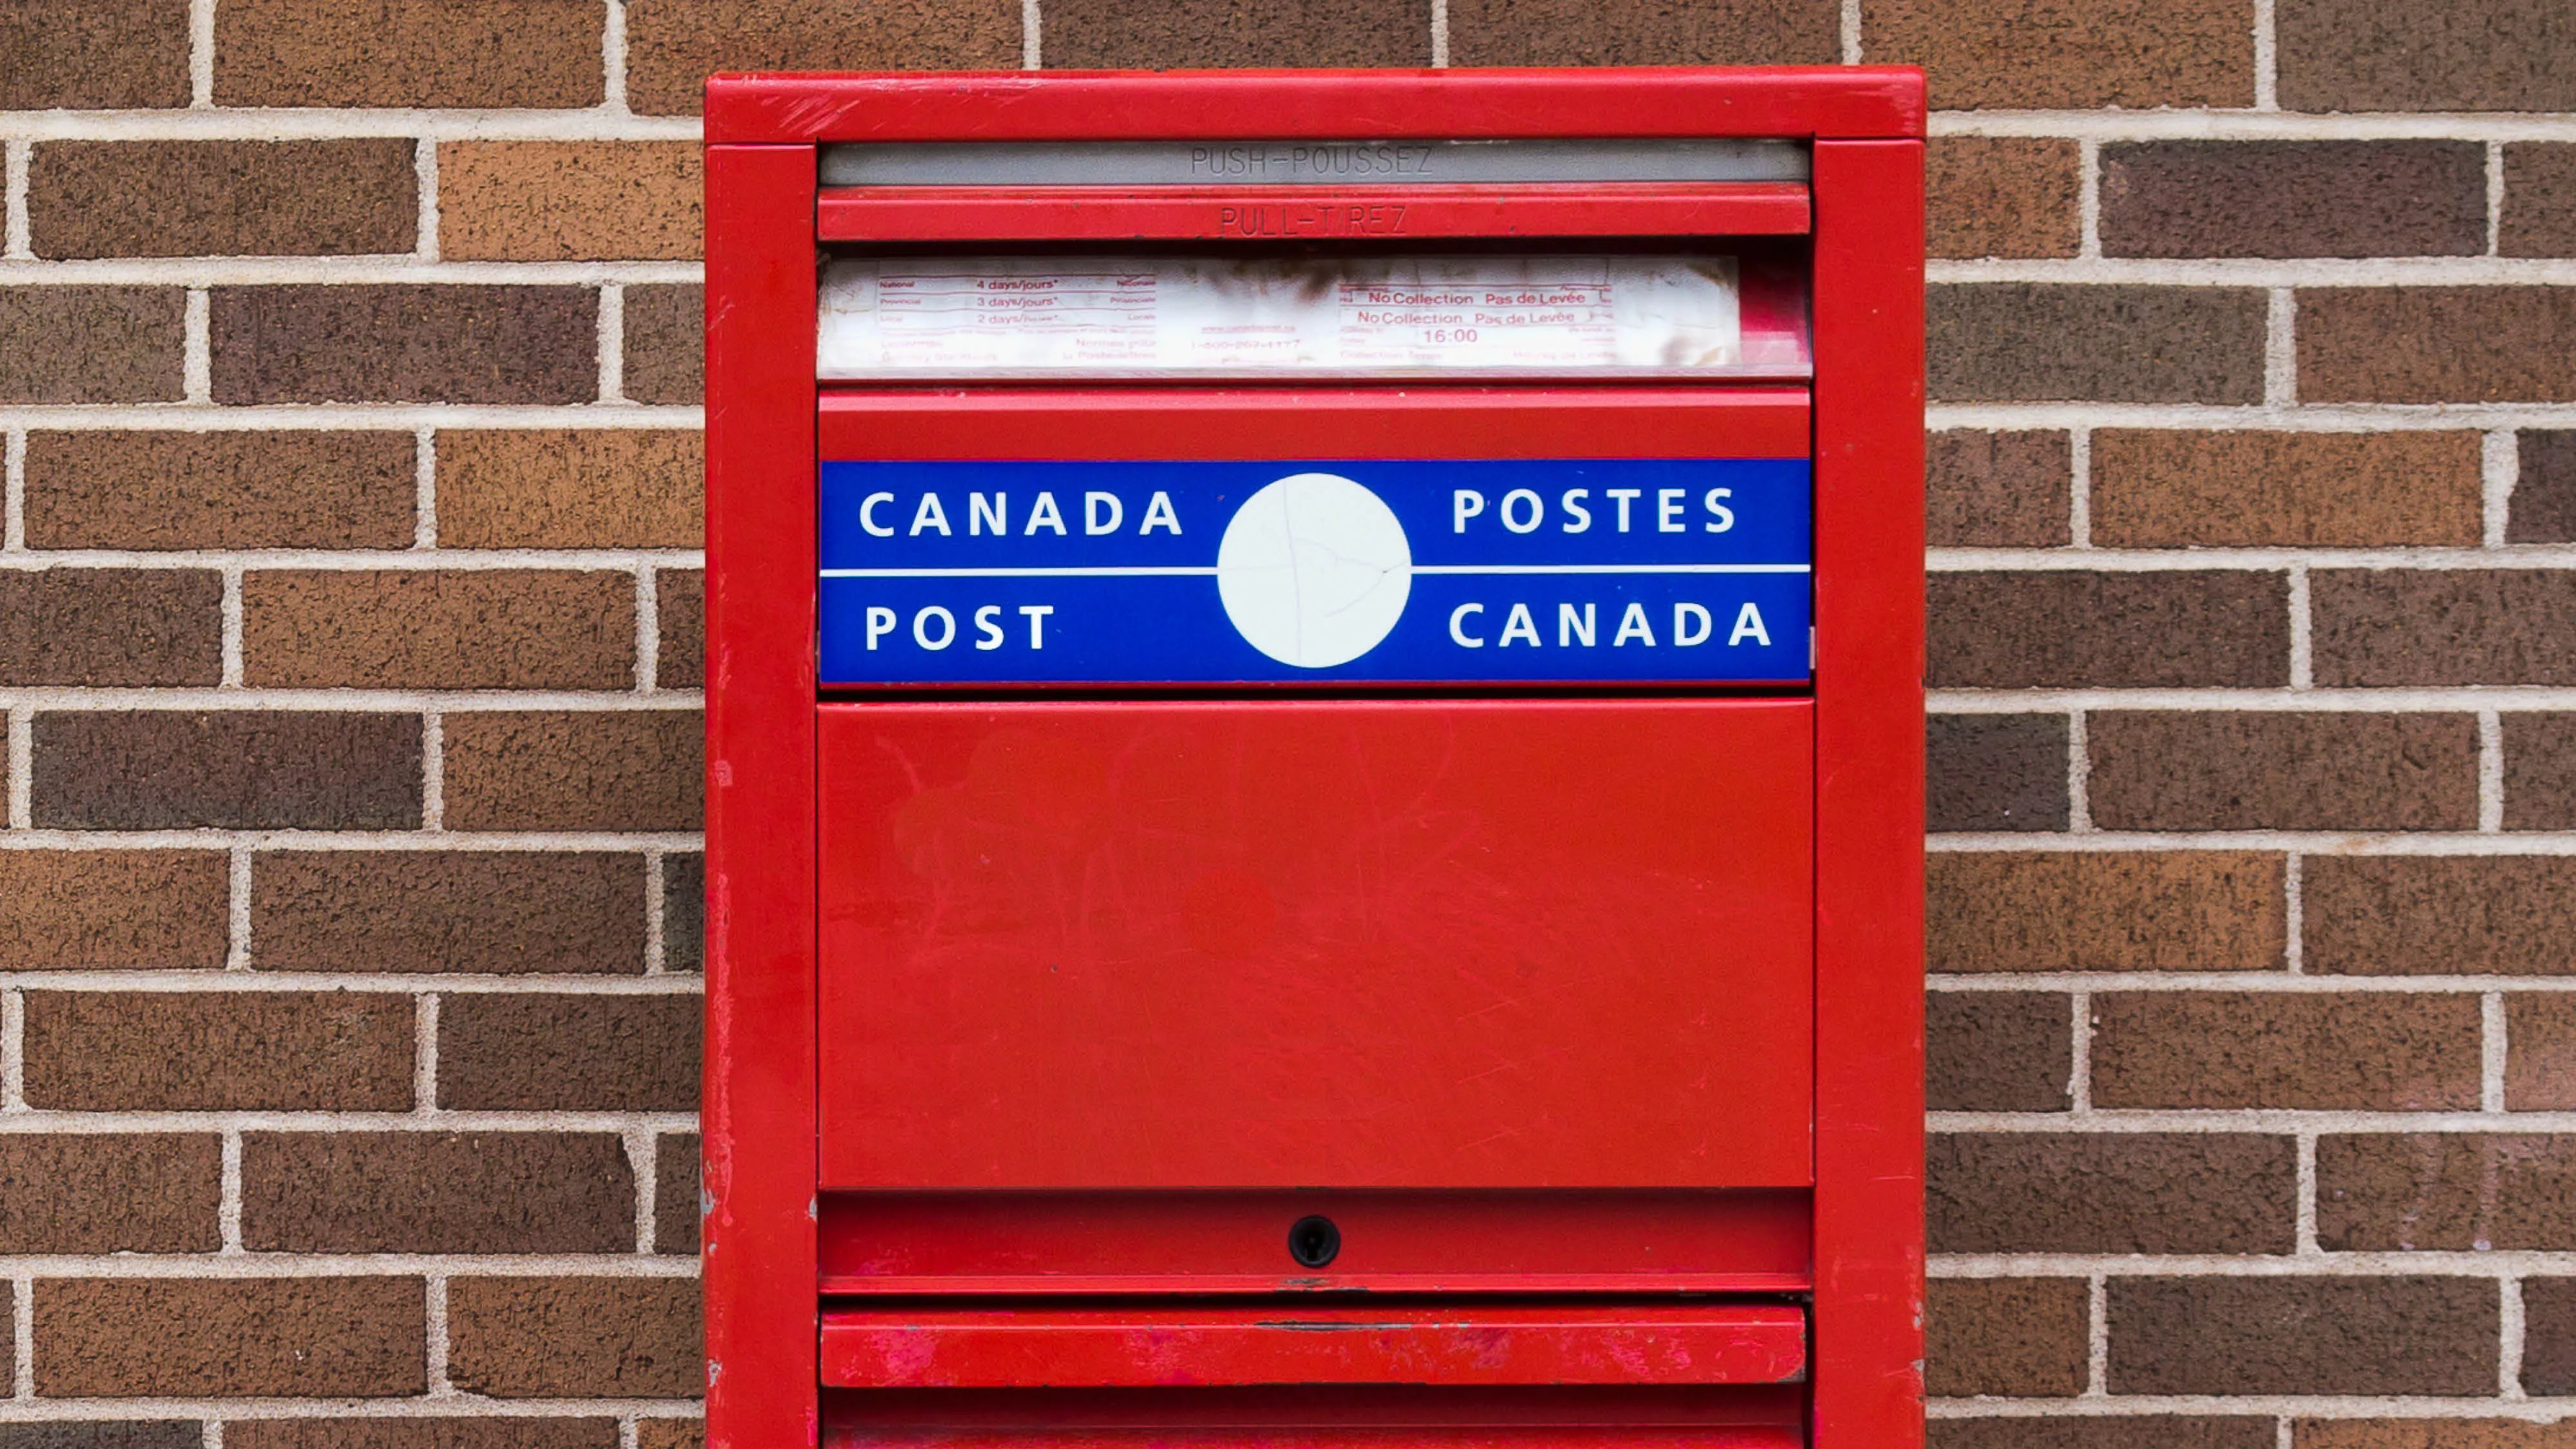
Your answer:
819;459;1810;685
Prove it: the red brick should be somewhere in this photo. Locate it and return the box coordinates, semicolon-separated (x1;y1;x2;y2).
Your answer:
1939;1423;2275;1449
30;141;416;260
2091;430;2485;548
0;851;227;971
1926;431;2070;547
1927;138;2081;261
441;711;703;832
2108;1276;2496;1395
2090;991;2482;1110
625;0;1018;115
2503;146;2576;258
2313;570;2576;687
252;851;647;975
622;285;704;405
213;0;601;108
2503;714;2576;829
0;288;184;404
0;1425;198;1449
2306;857;2576;977
440;143;703;263
2517;432;2576;544
229;1423;618;1449
211;286;598;406
657;1133;700;1255
2319;1134;2576;1251
0;0;187;109
1927;715;2068;833
35;1278;426;1397
0;570;220;688
2278;0;2576;111
1929;853;2284;973
1924;1278;2087;1397
2523;1278;2576;1393
2298;1424;2576;1449
438;992;701;1112
2299;289;2576;404
242;1132;634;1253
446;1277;702;1398
242;570;636;690
2087;712;2479;832
1448;0;1834;66
658;571;705;691
2507;996;2576;1110
2100;142;2485;259
1933;1132;2295;1255
435;430;703;550
1931;285;2268;404
1865;0;2253;109
1927;991;2071;1112
0;1135;218;1252
25;431;416;551
1929;571;2287;688
33;711;422;831
23;991;414;1112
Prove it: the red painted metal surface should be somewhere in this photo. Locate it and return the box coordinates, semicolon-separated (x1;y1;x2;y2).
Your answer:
822;1305;1808;1388
817;183;1808;242
817;701;1813;1189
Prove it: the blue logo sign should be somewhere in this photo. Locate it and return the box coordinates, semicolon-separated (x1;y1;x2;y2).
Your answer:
819;459;1810;685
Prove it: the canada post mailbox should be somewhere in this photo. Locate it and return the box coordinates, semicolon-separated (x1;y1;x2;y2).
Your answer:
703;69;1925;1449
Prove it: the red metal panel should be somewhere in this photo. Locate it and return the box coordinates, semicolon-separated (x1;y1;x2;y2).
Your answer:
817;184;1808;242
703;143;822;1449
817;390;1811;462
1810;139;1927;1449
708;70;1926;144
822;1305;1807;1388
817;700;1812;1189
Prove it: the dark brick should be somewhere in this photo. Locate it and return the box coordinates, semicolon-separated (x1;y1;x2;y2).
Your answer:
243;569;636;690
435;430;703;550
30;140;417;259
0;1428;201;1449
1928;715;2067;833
1927;138;2081;261
441;711;703;832
1927;991;2070;1112
1930;285;2267;404
1929;853;2284;973
2092;430;2485;548
623;285;704;405
252;852;647;975
0;0;187;109
2320;1134;2576;1251
0;1136;218;1252
2315;570;2576;687
32;712;422;830
1924;1278;2087;1397
2087;712;2480;832
213;0;602;108
242;1132;634;1253
447;1277;703;1398
1931;1132;2296;1255
438;992;701;1112
627;0;1017;115
2091;991;2483;1110
26;431;416;551
1935;1422;2276;1449
229;1422;619;1449
2108;1277;2497;1395
656;1132;700;1255
2510;996;2576;1110
637;1425;701;1449
2278;0;2576;111
36;1278;425;1397
1048;0;1426;66
2504;714;2576;830
1449;0;1833;65
658;570;705;691
2299;289;2576;404
211;285;597;406
2307;857;2576;976
1927;431;2070;547
0;851;228;971
2526;1279;2576;1393
663;855;704;972
2100;142;2485;259
2302;1423;2576;1449
0;288;184;404
1865;0;2253;108
2514;433;2576;544
23;991;413;1112
2503;146;2576;258
0;571;220;688
1929;571;2287;688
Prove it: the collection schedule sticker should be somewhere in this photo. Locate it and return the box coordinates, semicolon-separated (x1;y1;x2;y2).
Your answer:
818;459;1810;687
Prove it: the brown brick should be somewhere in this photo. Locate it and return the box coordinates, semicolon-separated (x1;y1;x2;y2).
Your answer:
0;851;227;971
622;285;703;405
0;1136;217;1252
657;1133;700;1255
23;991;413;1112
1448;0;1833;65
2091;430;2485;548
0;288;184;404
0;0;185;108
0;569;220;688
2108;1277;2496;1395
1931;1133;2296;1254
243;570;636;690
437;431;704;550
229;1421;620;1449
2307;857;2576;977
2510;996;2576;1110
447;1277;702;1399
2100;142;2485;259
1938;1422;2275;1449
36;1278;424;1397
26;431;416;551
2315;571;2576;687
1927;431;2070;548
2526;1279;2576;1393
1924;1278;2087;1397
213;0;601;108
636;1425;702;1449
2517;433;2576;544
2320;1134;2576;1251
625;0;1017;115
1927;138;2081;260
31;141;416;260
211;285;598;406
2302;1424;2576;1449
439;143;702;263
2504;714;2576;830
441;711;703;832
1929;285;2267;404
2501;146;2576;259
2299;289;2576;404
438;992;701;1112
2091;991;2483;1110
242;1132;634;1253
1930;852;2284;974
663;855;704;972
1927;990;2070;1112
2087;712;2479;832
1865;0;2252;109
2278;0;2576;111
1928;715;2067;833
0;1427;198;1449
33;711;422;831
1061;0;1431;66
251;852;647;975
657;571;705;692
1929;571;2287;689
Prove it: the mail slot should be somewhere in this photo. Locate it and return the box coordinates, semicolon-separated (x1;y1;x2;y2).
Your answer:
705;69;1924;1449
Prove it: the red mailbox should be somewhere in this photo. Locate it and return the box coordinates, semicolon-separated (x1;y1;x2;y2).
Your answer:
705;69;1924;1449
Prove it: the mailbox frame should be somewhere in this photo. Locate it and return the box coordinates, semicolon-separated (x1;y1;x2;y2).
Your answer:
705;67;1923;1449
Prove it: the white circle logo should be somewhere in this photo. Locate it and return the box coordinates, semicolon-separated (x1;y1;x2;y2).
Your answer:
1216;473;1412;668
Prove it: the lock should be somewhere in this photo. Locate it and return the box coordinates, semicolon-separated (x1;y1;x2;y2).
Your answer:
1288;1215;1341;1269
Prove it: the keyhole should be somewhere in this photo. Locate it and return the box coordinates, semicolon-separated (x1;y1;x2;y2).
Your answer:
1288;1215;1341;1269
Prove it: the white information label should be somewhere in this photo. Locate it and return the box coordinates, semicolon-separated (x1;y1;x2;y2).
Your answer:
818;255;1743;377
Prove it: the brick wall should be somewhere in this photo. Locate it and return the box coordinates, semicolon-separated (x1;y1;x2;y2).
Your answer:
0;1;2570;1447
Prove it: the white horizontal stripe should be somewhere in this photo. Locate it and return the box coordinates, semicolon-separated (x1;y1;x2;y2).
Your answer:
1932;974;2576;993
0;260;701;286
0;406;702;430
1927;833;2576;853
1931;109;2576;142
1929;547;2576;571
1933;1251;2576;1277
0;974;700;994
820;562;1810;578
1931;1112;2576;1133
1929;688;2576;710
0;831;700;851
0;690;697;710
1927;402;2576;429
0;551;702;570
0;1114;698;1135
0;110;703;143
0;1400;702;1421
1932;258;2576;287
1931;1400;2576;1420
